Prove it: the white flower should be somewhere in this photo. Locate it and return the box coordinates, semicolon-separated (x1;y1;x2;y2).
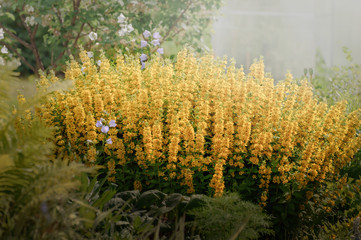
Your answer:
97;60;101;66
25;5;34;13
87;51;94;58
117;13;126;24
0;28;4;40
127;24;134;33
81;66;86;74
0;57;5;66
1;45;8;54
25;16;35;26
117;28;127;37
88;32;97;41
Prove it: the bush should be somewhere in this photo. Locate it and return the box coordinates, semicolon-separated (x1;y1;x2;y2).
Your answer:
189;192;273;240
38;49;361;238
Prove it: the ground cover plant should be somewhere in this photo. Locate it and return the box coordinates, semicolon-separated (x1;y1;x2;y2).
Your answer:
36;48;361;238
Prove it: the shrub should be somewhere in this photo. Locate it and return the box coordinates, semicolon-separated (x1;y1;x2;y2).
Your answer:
38;49;361;237
189;192;273;240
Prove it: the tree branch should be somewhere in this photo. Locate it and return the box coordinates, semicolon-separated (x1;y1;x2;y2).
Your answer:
71;0;82;25
52;6;64;25
0;23;32;49
52;22;85;70
17;6;45;72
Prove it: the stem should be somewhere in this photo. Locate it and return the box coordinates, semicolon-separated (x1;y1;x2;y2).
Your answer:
0;24;32;49
229;217;250;240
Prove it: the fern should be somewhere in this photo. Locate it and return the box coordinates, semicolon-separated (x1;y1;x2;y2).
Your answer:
0;65;94;239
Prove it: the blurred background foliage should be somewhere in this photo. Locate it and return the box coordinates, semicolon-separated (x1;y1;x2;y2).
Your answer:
0;0;222;76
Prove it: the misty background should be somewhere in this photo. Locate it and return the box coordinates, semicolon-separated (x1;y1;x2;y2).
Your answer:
211;0;361;80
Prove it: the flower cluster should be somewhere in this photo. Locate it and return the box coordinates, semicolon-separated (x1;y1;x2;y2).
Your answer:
38;49;361;203
139;30;163;69
95;118;117;145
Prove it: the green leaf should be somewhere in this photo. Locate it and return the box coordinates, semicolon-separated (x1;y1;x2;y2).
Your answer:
93;189;116;210
4;12;15;21
135;190;166;209
183;194;205;213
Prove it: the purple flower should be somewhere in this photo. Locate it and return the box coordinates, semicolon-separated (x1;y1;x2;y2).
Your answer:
96;120;103;128
106;138;113;144
143;30;151;38
153;32;161;39
140;53;147;62
140;40;148;48
109;120;117;127
157;48;164;54
101;125;109;134
151;39;160;46
141;61;145;70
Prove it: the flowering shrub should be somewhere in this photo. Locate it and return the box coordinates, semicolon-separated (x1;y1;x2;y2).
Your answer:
38;49;361;211
0;0;222;75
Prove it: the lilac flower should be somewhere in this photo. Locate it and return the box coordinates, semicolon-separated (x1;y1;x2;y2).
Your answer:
87;51;93;58
109;120;117;127
140;53;147;62
96;120;103;128
88;32;97;41
153;32;161;39
140;40;148;48
151;39;160;46
141;61;145;70
157;48;164;54
106;138;113;145
81;66;86;74
101;125;109;134
143;30;151;38
97;60;101;66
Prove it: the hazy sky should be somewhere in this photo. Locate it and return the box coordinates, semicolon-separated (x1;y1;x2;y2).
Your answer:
211;0;361;79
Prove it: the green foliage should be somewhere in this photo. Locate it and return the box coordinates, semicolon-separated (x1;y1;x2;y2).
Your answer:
77;174;208;239
0;0;223;75
311;47;361;114
0;65;95;239
189;192;273;240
